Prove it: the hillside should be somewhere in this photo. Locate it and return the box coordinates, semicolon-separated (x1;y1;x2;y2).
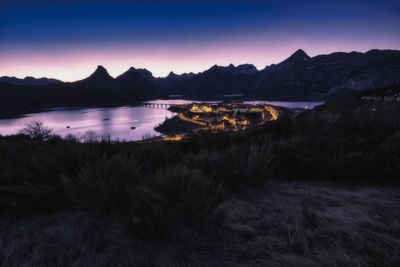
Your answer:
1;49;399;116
0;96;399;265
0;66;159;117
169;49;400;99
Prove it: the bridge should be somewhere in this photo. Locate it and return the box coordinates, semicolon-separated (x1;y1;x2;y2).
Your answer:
140;103;173;109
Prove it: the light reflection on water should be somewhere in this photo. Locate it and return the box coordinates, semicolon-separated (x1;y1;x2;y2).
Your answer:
0;106;175;141
243;101;323;109
0;100;323;141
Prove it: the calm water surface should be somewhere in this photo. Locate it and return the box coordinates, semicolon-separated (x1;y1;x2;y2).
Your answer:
0;100;323;141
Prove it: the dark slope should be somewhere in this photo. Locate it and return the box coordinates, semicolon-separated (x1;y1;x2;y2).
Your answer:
117;67;155;81
249;49;400;99
115;68;158;99
1;49;399;117
155;71;196;90
0;65;157;117
0;76;62;86
168;64;258;98
163;49;400;99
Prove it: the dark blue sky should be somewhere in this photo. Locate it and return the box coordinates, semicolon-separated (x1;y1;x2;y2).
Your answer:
1;0;399;80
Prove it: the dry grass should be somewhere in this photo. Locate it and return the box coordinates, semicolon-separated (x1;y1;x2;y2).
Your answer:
1;182;399;266
214;183;400;266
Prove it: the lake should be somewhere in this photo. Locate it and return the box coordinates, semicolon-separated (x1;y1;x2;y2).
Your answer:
0;100;323;141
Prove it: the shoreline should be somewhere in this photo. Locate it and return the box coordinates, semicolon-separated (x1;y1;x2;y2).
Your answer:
0;98;324;120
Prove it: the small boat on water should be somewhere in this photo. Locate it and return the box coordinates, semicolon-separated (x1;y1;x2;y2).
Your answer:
66;126;70;128
131;126;136;130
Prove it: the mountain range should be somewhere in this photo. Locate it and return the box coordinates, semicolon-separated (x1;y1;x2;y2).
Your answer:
0;76;62;86
1;49;399;116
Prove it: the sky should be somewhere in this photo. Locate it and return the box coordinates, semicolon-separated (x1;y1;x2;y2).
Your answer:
0;0;399;81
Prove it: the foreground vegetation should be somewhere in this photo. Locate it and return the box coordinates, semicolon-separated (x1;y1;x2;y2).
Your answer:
0;97;399;265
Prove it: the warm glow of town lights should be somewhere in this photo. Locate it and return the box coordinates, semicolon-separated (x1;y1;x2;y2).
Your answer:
161;102;281;138
265;105;278;120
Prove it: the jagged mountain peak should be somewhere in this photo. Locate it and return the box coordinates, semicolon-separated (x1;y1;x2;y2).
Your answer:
86;65;113;82
94;65;108;73
167;71;177;77
90;65;110;77
237;64;258;73
210;64;220;70
222;64;258;75
126;67;154;79
282;49;310;64
206;63;257;75
165;71;195;81
0;76;62;86
293;49;309;57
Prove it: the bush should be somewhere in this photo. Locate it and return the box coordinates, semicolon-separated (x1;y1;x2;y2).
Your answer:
61;154;142;211
184;139;274;186
149;166;225;225
1;98;400;241
18;121;53;140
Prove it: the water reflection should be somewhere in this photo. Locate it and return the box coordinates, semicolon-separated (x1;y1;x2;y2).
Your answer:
243;101;322;109
0;100;323;141
0;106;176;141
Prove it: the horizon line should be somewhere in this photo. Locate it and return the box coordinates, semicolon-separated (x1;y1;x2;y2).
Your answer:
1;48;398;82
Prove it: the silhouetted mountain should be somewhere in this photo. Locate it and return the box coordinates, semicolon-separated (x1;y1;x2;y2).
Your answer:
1;49;399;117
280;49;310;65
115;69;157;99
118;67;155;81
0;65;158;117
235;64;258;74
165;71;196;80
0;76;62;86
155;71;196;89
168;49;400;99
87;65;112;80
76;65;114;88
168;64;258;97
70;65;157;103
248;49;400;99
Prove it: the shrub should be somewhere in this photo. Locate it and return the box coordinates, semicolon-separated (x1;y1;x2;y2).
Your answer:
64;133;79;142
61;154;142;211
184;139;274;186
148;166;225;226
118;184;169;238
80;130;98;143
18;121;53;140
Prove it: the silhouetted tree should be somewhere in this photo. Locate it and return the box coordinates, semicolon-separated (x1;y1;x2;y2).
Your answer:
18;121;53;140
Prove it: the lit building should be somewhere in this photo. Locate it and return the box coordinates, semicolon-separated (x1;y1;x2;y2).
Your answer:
209;119;224;131
190;103;213;113
264;105;278;120
250;107;264;112
216;106;231;112
236;117;249;126
222;115;236;126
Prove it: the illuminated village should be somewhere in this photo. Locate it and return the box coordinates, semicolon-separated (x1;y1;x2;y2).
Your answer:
155;102;280;137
